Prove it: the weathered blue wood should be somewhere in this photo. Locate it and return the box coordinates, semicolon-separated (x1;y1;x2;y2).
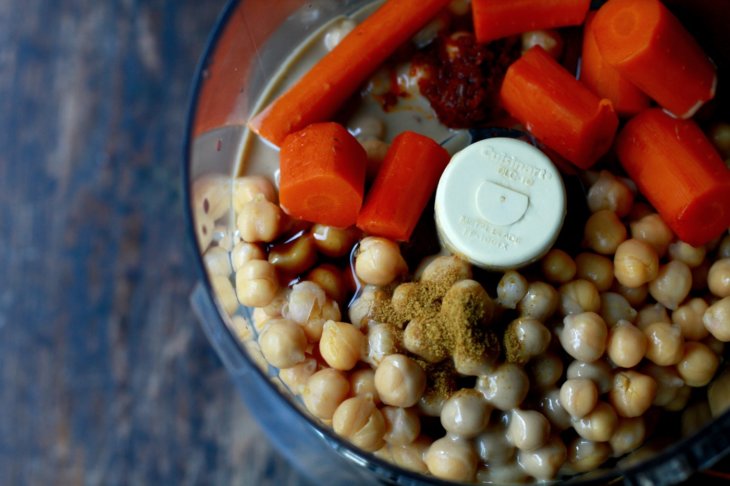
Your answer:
0;0;306;483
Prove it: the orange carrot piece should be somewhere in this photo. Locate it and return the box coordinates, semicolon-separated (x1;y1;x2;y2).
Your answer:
249;0;451;147
279;122;367;228
580;12;650;117
472;0;590;44
499;45;618;169
592;0;716;119
357;131;450;242
616;109;730;247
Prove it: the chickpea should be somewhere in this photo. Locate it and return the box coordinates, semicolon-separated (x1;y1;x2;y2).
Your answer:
332;396;386;452
319;320;365;371
708;258;730;297
258;318;307;369
635;302;670;330
507;409;550;452
567;437;612;473
232;175;276;213
374;354;426;408
268;234;317;275
496;270;528;309
504;317;551;365
311;224;360;258
601;292;637;327
560;312;608;362
587;170;634;217
613;282;649;307
703;296;730;341
527;352;564;390
614;239;659;288
629;213;674;257
641;363;685;407
382;406;420;446
391;436;430;474
672;298;709;341
560;379;599;419
572;402;618;442
541;249;577;284
476;363;530;411
475;418;515;464
676;341;720;387
607;320;647;368
302;368;350;420
644;322;685;366
518;281;559;321
610;417;646;457
668;241;706;268
517;435;567;481
231;241;265;272
583;209;627;255
279;358;317;395
540;389;573;431
609;371;657;418
708;368;730;417
648;261;692;311
210;275;239;316
235;259;280;307
576;252;614;292
354;237;407;286
567;360;614;395
425;435;478;482
236;197;283;243
559;279;601;316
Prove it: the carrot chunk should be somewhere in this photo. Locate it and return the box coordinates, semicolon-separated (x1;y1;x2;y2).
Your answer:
472;0;590;44
592;0;716;119
279;122;367;228
616;109;730;247
357;131;450;242
499;45;618;169
580;12;650;117
249;0;451;146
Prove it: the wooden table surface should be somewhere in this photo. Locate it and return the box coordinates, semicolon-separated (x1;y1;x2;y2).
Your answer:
0;1;310;483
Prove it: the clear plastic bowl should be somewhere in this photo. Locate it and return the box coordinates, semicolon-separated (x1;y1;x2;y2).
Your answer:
183;1;730;484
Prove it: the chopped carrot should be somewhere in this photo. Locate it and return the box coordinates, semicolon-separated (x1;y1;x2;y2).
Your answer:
472;0;590;44
499;45;619;169
249;0;452;146
591;0;716;119
357;131;450;242
279;122;367;228
616;109;730;247
580;12;650;117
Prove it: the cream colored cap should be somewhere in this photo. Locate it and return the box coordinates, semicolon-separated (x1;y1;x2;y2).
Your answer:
434;137;566;270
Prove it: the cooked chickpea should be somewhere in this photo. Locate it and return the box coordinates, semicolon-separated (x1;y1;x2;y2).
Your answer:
475;419;515;464
517;435;567;480
540;389;573;431
391;436;430;474
497;270;528;309
504;317;551;365
629;213;674;257
311;224;360;258
708;258;730;297
607;320;647;368
441;389;491;438
668;241;706;268
232;175;276;213
319;320;365;371
609;371;657;418
559;279;601;316
583;209;627;255
600;292;637;327
567;360;614;394
527;352;564;390
355;237;407;286
279;358;317;395
425;435;478;482
644;322;685;366
231;241;265;272
613;282;649;307
236;198;283;243
676;341;720;387
541;249;577;284
382;406;420;445
374;354;426;408
518;281;559;321
648;261;692;310
708;368;730;417
672;298;709;341
587;170;634;217
210;275;239;316
635;302;670;330
572;402;618;442
477;363;530;411
235;259;279;307
302;368;350;420
332;396;386;452
268;234;317;275
258;318;307;369
610;417;646;457
567;437;612;473
560;379;598;419
507;409;550;451
576;252;614;292
703;296;730;341
614;239;659;288
560;312;608;362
